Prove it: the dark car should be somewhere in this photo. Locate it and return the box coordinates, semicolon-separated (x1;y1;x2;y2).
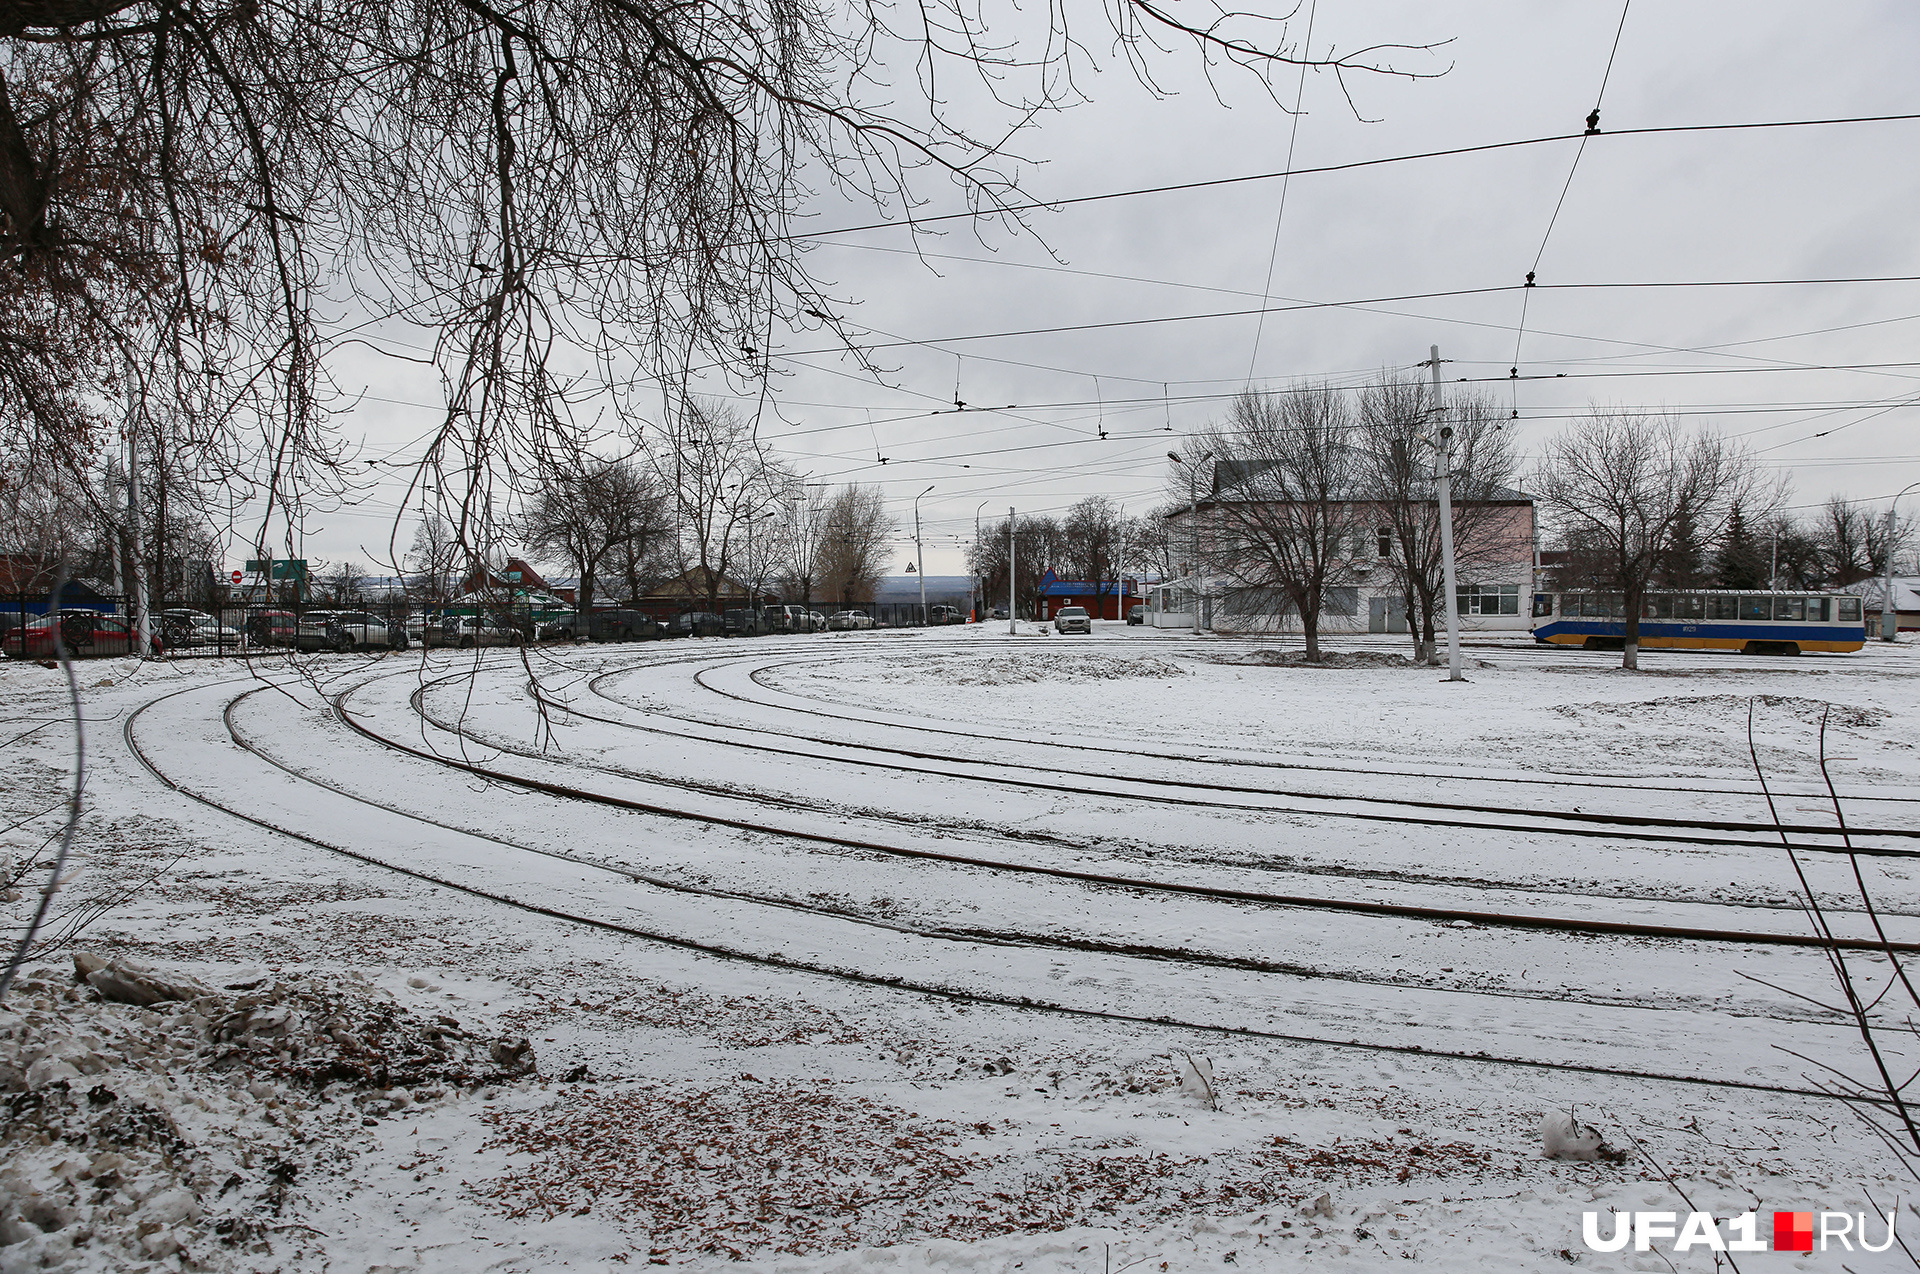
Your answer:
247;610;300;647
4;610;161;659
666;611;725;638
543;608;659;642
929;605;965;625
723;607;773;637
1126;604;1145;626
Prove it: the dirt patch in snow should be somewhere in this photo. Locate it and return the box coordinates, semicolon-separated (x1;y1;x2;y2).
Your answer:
0;954;535;1272
819;652;1190;686
1206;649;1491;670
1550;694;1890;730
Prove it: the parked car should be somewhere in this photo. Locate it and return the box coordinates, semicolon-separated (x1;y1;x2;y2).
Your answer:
159;608;241;649
723;607;773;637
765;605;812;634
541;608;659;642
246;610;300;647
1126;604;1145;626
331;611;407;651
990;607;1009;620
929;605;965;625
4;611;161;659
827;610;875;631
443;615;523;648
665;611;725;638
294;610;343;652
1052;605;1092;635
808;611;829;632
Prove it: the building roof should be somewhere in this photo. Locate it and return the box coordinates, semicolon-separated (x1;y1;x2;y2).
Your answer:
872;575;975;600
1858;576;1920;612
1034;570;1158;597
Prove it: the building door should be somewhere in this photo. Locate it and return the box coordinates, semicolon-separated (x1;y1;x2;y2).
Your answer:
1369;596;1409;634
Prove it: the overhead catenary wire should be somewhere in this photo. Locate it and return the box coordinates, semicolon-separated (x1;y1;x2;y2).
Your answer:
1509;0;1634;415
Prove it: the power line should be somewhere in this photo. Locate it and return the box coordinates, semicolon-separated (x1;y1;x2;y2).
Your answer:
775;110;1920;246
1245;0;1317;382
1509;1;1632;416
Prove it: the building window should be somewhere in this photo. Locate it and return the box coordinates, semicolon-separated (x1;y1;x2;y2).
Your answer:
1456;583;1520;616
1376;528;1393;559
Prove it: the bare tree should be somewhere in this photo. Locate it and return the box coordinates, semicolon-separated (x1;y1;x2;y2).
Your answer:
406;513;463;607
521;458;670;627
654;401;789;614
317;560;367;607
819;484;896;610
967;513;1062;619
776;485;831;613
1198;386;1365;661
2;0;1442;584
1533;410;1763;670
1359;375;1521;663
1062;496;1125;611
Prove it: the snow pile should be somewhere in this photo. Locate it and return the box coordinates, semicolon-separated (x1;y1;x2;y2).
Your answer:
0;953;536;1272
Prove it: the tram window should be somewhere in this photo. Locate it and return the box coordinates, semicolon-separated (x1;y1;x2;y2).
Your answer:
1532;593;1555;618
1805;597;1829;621
1706;595;1739;620
1644;594;1676;619
1739;595;1771;621
1773;596;1805;621
1675;594;1705;619
1838;597;1862;622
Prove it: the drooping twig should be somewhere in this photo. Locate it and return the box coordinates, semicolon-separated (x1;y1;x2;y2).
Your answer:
0;571;87;1004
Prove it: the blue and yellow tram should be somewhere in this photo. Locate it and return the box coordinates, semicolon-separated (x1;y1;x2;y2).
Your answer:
1530;590;1867;654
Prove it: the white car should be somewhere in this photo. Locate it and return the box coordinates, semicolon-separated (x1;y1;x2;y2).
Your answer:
827;610;874;631
443;615;524;648
331;611;407;651
1053;605;1091;635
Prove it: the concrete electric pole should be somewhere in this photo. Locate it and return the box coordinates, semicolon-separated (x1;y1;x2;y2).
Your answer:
914;485;933;626
1008;507;1017;635
1882;482;1919;641
1426;346;1464;682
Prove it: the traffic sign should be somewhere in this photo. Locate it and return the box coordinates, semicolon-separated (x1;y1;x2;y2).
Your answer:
231;570;243;584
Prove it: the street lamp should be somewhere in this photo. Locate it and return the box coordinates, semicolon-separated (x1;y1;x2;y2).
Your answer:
1168;450;1211;633
913;485;935;626
974;500;990;621
1880;481;1920;641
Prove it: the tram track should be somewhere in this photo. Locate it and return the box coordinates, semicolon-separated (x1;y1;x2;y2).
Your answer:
377;664;1920;949
670;645;1919;808
521;656;1920;855
114;675;1897;1108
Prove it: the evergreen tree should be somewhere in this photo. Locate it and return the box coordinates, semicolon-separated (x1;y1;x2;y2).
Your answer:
1714;502;1769;588
1657;505;1709;587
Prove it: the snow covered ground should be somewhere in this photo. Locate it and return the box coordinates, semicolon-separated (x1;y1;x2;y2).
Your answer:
3;628;1918;1271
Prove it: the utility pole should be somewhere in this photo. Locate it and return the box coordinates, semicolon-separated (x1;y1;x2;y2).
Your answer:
1007;507;1016;635
914;485;934;626
1882;483;1919;641
974;500;989;621
126;425;152;655
1168;451;1210;633
1426;345;1463;682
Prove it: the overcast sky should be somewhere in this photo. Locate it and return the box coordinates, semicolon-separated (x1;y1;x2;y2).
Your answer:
300;0;1920;579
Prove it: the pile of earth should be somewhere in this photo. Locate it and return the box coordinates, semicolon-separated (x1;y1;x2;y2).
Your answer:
0;953;534;1272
